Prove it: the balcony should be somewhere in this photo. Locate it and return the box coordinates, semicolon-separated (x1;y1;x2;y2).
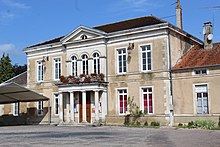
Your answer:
58;73;106;85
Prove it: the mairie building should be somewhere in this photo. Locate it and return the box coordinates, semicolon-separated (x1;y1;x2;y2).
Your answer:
0;6;219;126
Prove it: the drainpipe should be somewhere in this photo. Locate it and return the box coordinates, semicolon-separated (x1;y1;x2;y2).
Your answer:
167;30;174;126
105;38;109;117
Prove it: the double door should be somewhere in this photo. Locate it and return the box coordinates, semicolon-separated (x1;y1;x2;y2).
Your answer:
79;91;91;123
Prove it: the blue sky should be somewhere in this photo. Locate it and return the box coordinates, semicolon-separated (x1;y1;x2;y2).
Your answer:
0;0;219;65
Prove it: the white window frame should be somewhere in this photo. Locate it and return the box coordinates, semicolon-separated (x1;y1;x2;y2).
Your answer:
140;86;154;114
37;61;44;82
140;44;152;72
71;56;78;76
81;54;89;75
93;52;100;74
53;57;61;80
54;93;59;116
12;102;19;116
37;101;44;116
194;84;209;114
116;88;128;115
117;48;127;74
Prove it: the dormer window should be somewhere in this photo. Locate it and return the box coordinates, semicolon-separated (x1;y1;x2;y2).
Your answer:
194;69;207;75
81;34;87;40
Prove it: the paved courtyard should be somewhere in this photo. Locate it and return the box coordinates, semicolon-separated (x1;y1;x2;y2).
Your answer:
0;125;219;147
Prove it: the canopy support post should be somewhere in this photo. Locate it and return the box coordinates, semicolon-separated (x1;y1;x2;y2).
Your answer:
48;100;51;125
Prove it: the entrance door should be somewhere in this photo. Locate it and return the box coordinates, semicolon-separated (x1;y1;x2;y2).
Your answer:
79;92;91;123
86;91;91;123
79;92;82;123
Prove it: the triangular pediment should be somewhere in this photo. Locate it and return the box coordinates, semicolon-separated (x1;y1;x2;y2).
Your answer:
61;26;106;43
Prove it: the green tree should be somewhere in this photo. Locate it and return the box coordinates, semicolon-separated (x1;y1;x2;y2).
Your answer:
13;64;27;76
0;53;15;83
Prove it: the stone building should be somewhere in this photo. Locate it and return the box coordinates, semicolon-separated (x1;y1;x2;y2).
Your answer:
1;1;219;126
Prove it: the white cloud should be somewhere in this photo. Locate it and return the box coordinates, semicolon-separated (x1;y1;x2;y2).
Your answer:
110;0;160;13
0;11;14;19
0;44;20;55
1;0;31;9
0;0;30;25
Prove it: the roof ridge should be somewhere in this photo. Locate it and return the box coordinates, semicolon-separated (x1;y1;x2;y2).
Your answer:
93;15;166;29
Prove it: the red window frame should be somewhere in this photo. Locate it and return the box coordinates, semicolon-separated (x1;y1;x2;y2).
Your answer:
118;89;127;114
143;88;153;114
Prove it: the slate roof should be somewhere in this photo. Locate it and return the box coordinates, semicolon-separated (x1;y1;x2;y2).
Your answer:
26;16;166;48
27;36;64;48
93;16;166;33
3;72;27;86
174;42;220;69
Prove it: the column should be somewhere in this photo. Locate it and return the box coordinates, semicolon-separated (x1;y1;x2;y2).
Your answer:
59;93;63;123
66;93;70;123
70;92;75;122
94;90;99;122
82;91;87;123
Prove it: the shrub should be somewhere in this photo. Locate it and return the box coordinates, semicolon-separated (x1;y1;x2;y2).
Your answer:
178;123;183;127
194;120;215;130
150;121;160;127
144;121;148;127
136;121;141;126
188;121;194;127
218;117;220;127
187;120;216;129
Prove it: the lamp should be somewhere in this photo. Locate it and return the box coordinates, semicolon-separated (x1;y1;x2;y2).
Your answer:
41;56;49;70
127;43;134;55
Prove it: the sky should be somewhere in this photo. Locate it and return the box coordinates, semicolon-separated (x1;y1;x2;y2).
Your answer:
0;0;219;65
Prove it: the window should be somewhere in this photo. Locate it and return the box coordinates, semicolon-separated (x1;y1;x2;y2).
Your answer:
118;89;127;115
81;34;87;40
82;54;88;75
142;87;153;114
194;69;207;75
71;56;78;76
141;44;152;71
54;58;61;80
37;61;44;81
74;103;78;113
195;85;209;114
37;101;43;116
93;53;100;74
13;102;19;116
117;48;127;74
54;94;59;115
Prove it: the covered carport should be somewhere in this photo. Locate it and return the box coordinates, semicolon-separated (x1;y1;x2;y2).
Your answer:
0;82;50;125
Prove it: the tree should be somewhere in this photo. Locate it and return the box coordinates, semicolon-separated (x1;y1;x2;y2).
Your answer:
0;53;15;83
13;64;27;76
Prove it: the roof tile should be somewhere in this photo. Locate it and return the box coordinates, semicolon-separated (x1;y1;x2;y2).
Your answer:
174;42;220;68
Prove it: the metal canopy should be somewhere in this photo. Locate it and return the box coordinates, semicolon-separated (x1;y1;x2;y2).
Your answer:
0;82;49;104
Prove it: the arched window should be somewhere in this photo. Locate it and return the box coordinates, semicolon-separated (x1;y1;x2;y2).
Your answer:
93;53;100;74
82;54;88;75
71;56;77;76
81;34;87;40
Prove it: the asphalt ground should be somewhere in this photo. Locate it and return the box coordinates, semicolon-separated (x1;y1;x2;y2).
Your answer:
0;125;219;147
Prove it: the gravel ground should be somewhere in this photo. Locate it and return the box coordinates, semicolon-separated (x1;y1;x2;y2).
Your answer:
0;125;219;147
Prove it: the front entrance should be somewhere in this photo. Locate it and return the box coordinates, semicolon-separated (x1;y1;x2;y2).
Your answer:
79;92;91;123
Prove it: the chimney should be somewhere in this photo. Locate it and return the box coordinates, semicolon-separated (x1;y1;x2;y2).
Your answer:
203;22;213;49
176;0;183;29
